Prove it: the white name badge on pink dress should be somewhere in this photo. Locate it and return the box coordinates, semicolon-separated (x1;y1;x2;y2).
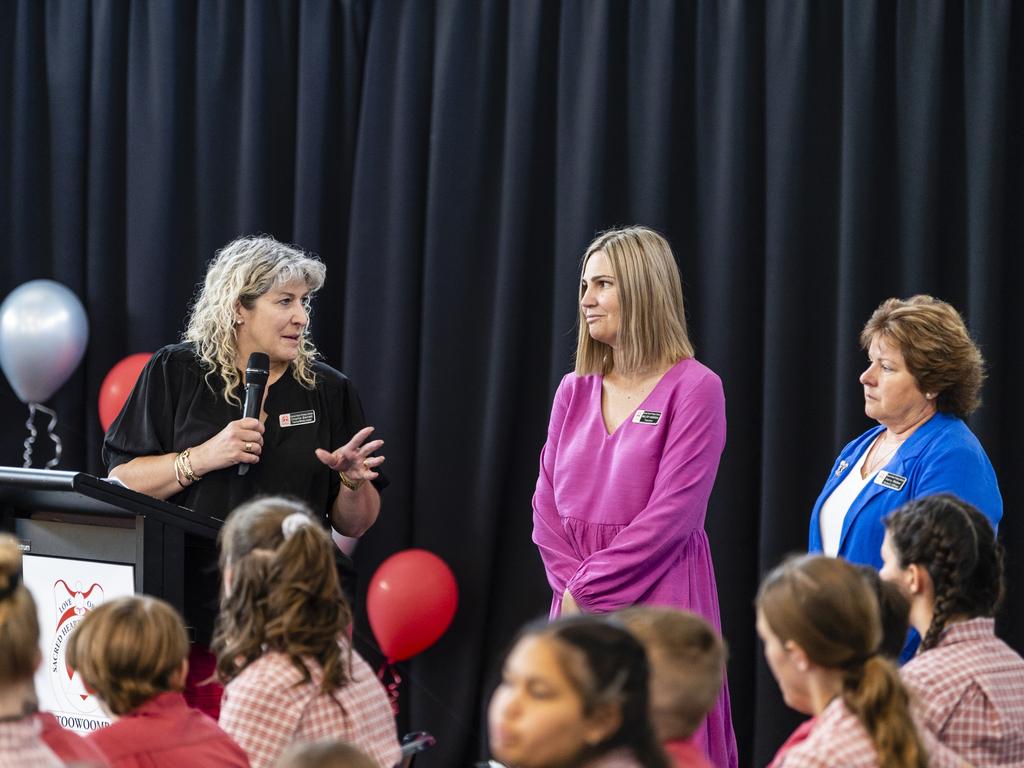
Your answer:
632;409;662;425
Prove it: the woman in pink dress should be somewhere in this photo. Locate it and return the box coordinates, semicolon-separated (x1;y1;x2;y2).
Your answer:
532;226;736;767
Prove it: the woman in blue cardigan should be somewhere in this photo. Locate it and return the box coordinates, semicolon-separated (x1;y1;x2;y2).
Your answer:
809;296;1002;572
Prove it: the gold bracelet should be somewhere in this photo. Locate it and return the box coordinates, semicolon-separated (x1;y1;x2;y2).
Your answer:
339;470;363;492
173;453;187;488
179;448;202;483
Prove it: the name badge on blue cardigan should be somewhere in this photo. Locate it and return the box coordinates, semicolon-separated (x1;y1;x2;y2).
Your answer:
874;471;907;491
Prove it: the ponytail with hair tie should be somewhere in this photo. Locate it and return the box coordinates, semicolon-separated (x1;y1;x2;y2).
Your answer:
214;497;354;694
281;512;314;540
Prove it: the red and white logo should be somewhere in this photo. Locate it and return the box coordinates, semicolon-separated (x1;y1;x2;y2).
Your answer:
23;554;135;734
48;579;105;713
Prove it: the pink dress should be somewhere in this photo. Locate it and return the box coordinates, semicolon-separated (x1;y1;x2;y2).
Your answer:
532;357;737;767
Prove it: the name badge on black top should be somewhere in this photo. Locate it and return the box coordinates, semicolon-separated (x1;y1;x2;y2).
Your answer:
632;410;662;425
280;410;316;427
874;471;907;491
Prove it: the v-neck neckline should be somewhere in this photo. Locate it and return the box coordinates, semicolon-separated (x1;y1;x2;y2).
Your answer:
598;359;682;437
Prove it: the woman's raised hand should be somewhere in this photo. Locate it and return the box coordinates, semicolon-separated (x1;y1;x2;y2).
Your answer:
315;426;385;485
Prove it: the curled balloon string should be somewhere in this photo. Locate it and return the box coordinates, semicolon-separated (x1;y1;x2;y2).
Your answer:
22;403;62;469
354;625;467;734
376;661;402;716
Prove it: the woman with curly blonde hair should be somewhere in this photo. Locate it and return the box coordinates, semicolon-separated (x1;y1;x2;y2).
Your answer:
103;235;385;649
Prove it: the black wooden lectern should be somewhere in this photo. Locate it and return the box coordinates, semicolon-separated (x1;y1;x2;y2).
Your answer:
0;466;222;616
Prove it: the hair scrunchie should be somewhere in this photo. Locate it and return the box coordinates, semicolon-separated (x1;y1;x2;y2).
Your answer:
0;571;21;601
281;512;314;541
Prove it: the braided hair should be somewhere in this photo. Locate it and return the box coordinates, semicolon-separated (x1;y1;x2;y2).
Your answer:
884;493;1003;651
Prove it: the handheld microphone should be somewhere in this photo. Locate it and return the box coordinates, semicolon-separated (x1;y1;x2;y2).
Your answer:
238;352;270;476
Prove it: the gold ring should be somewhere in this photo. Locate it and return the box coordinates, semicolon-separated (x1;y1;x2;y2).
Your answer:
244;442;253;453
363;460;371;472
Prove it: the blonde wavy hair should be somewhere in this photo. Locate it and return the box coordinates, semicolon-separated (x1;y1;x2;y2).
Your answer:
575;226;694;376
184;235;327;406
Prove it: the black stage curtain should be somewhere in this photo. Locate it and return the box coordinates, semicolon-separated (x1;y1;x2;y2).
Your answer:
2;2;1022;765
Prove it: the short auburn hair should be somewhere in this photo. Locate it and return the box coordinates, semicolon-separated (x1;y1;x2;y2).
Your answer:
860;295;984;418
616;606;725;740
66;595;189;715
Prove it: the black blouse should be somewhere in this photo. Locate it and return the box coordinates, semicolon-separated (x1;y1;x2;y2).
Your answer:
103;343;388;524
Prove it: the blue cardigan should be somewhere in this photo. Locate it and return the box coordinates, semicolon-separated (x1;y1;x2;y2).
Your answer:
808;412;1002;569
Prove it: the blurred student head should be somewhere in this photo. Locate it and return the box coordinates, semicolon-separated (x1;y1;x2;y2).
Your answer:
616;606;724;743
488;615;669;768
855;564;911;660
275;739;377;768
756;554;926;768
0;534;41;702
66;595;189;716
881;493;1003;650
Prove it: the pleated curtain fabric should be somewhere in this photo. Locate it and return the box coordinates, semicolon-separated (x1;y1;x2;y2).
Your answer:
1;2;1021;765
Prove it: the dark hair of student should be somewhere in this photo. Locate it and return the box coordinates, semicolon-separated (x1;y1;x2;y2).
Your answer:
516;616;671;768
855;565;911;660
757;554;926;768
884;493;1003;651
213;496;352;693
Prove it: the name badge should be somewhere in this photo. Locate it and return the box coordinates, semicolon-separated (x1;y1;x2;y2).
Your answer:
279;410;316;428
632;409;662;425
874;471;907;492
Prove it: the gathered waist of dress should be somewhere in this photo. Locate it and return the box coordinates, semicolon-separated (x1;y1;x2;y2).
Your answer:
560;514;708;554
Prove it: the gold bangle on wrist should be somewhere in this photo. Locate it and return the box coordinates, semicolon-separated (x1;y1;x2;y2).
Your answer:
339;470;363;492
173;453;187;488
177;448;202;484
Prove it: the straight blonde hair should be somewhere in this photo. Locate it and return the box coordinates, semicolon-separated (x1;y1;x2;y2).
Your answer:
574;226;694;376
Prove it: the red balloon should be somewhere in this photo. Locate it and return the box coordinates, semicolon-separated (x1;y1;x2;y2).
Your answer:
98;353;152;431
367;549;458;662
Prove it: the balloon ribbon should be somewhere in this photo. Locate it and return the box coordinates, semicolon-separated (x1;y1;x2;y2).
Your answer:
22;403;62;469
377;661;402;715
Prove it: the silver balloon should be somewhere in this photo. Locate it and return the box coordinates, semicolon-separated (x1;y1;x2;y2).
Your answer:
0;279;89;404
